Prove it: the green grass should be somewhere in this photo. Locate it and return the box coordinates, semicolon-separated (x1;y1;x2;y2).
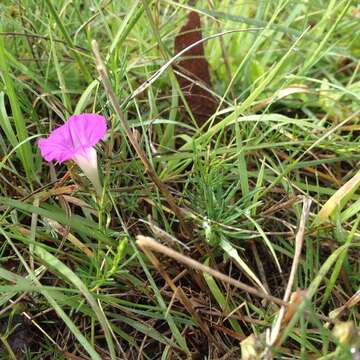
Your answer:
0;0;359;359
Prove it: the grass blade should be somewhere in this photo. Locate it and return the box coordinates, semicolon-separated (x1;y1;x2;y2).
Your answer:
0;31;35;181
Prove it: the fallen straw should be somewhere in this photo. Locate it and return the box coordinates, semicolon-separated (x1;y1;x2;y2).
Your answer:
136;235;288;307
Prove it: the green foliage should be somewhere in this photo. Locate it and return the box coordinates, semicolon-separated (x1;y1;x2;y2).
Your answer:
0;0;359;358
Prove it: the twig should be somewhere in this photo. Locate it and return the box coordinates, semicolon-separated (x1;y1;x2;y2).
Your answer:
0;32;88;52
285;198;312;301
91;40;192;237
269;197;312;346
136;235;288;306
0;293;28;317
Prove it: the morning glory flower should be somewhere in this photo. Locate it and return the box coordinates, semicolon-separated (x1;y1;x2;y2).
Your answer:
38;113;107;196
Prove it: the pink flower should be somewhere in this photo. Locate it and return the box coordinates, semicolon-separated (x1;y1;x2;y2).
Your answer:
38;113;107;196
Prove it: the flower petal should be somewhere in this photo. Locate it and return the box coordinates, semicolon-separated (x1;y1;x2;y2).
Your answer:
38;113;107;163
67;113;107;149
73;147;102;196
38;137;75;163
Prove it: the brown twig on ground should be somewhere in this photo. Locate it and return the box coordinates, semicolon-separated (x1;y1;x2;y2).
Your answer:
136;235;288;307
269;196;312;346
91;40;192;238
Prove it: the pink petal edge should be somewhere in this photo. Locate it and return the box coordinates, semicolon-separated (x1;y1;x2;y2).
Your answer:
38;113;107;163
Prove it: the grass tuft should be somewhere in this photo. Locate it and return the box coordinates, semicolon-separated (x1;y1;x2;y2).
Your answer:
0;1;359;359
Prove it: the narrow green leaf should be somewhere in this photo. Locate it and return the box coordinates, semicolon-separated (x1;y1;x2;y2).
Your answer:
34;246;116;359
74;80;99;115
0;32;34;180
44;0;92;83
203;258;243;334
219;238;267;293
0;197;109;244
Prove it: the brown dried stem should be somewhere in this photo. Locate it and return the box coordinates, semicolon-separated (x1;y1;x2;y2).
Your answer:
136;235;288;307
269;197;312;346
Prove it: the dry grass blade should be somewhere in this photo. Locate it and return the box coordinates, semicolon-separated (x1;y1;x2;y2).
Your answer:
269;197;312;345
316;170;360;223
329;289;360;320
142;216;191;250
46;220;94;257
136;235;288;306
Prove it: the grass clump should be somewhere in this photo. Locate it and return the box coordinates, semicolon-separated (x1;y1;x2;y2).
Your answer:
0;0;359;359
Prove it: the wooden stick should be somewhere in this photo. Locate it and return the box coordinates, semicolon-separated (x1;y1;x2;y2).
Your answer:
269;197;312;345
136;235;288;307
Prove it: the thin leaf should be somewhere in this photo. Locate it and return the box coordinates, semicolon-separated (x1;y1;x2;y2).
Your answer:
219;238;268;293
34;246;116;359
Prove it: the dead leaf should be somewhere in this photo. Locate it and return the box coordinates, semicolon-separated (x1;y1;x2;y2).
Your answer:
46;219;94;257
315;170;360;223
352;6;360;18
174;11;218;126
281;289;307;326
332;321;360;347
212;323;245;341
